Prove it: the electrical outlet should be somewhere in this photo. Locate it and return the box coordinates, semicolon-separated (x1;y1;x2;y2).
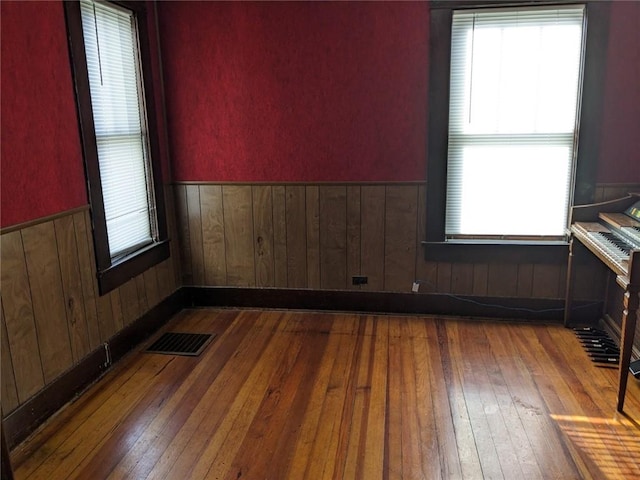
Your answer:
412;282;420;292
352;275;368;285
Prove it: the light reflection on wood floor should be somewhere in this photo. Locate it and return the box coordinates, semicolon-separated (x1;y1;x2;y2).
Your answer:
11;309;640;479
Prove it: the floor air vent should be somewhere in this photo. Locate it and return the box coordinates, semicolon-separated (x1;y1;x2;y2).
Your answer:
145;332;214;356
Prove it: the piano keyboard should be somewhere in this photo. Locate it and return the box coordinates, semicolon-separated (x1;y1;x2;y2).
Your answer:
619;225;640;246
571;222;639;277
587;231;634;268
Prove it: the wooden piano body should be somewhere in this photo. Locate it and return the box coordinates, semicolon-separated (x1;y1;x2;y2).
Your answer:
565;193;640;412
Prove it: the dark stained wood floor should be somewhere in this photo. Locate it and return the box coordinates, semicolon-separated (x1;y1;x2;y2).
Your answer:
10;309;640;479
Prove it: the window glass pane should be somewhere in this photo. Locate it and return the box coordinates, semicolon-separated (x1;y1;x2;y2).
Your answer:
80;0;154;257
446;6;585;238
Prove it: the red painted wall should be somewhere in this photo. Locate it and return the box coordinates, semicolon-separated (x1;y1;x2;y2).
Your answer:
597;0;640;184
159;1;639;185
158;1;429;182
1;1;87;228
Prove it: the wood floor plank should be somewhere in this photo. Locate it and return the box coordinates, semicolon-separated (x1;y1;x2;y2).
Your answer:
423;320;462;478
197;314;311;480
105;310;254;480
285;316;356;480
341;317;374;479
303;315;358;479
362;316;389;478
143;312;282;480
11;310;640;480
441;321;485;480
229;314;334;480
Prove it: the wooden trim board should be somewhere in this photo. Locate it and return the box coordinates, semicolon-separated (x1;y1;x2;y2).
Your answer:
184;286;602;324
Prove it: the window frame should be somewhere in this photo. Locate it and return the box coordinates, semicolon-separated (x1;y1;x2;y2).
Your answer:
65;0;169;294
424;0;611;263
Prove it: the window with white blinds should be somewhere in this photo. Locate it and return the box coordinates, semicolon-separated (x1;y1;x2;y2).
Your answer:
80;0;156;258
446;6;585;239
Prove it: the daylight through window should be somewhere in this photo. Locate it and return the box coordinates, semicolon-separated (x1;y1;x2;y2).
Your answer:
446;6;585;239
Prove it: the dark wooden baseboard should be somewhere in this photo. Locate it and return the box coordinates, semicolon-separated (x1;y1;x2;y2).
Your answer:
184;286;602;324
3;288;184;450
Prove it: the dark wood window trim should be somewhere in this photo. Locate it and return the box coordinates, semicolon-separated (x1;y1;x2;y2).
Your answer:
65;0;169;294
424;1;610;264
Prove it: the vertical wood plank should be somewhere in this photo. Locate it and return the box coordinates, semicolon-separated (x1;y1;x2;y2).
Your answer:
436;263;452;293
0;231;44;402
54;216;91;363
285;186;307;288
143;267;161;309
72;212;102;348
109;289;124;332
223;185;255;286
418;262;438;293
360;186;386;291
164;186;181;290
487;263;518;297
516;264;534;298
472;264;489;296
346;186;361;291
415;185;429;288
135;275;149;317
272;186;288;287
306;186;321;289
119;279;139;326
557;265;568;301
155;258;173;301
95;293;115;342
22;222;74;382
451;263;473;295
201;185;227;286
320;186;347;290
532;264;562;299
384;186;418;292
253;186;275;287
1;302;20;412
186;185;204;285
81;210;117;341
174;184;193;285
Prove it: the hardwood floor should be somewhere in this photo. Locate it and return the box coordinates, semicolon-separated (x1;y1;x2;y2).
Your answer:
9;309;640;479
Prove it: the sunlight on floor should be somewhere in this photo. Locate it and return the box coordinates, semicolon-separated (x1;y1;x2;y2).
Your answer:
551;414;640;479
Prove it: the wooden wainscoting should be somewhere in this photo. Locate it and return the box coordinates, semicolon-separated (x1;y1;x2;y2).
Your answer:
173;182;611;301
594;183;640;203
0;189;181;418
174;183;424;292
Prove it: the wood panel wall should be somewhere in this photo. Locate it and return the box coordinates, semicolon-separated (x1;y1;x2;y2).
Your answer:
0;190;181;416
175;182;639;298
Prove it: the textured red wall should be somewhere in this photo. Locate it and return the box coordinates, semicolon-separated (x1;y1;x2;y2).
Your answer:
597;0;640;184
158;1;429;182
1;1;87;228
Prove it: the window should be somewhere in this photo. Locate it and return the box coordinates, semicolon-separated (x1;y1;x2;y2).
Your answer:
447;6;584;239
425;1;610;262
66;0;169;294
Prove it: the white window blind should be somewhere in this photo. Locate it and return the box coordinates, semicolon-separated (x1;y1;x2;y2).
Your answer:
446;6;585;239
80;0;156;258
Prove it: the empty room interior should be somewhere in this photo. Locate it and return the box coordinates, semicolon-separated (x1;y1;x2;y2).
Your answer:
2;0;640;479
